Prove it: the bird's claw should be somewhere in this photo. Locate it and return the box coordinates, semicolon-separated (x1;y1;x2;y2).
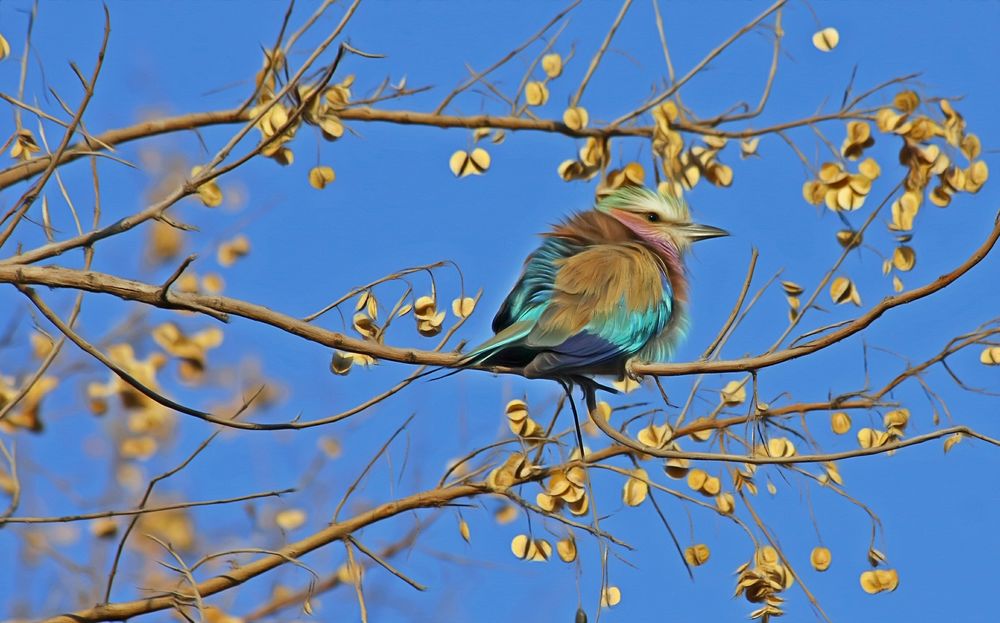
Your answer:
624;358;644;384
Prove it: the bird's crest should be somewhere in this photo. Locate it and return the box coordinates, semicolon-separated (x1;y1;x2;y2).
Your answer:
596;186;691;223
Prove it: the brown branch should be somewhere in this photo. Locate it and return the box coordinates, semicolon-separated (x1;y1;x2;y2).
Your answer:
243;517;432;622
591;404;1000;464
434;0;580;114
0;92;113;151
12;1;36;131
102;403;257;603
696;7;784;126
0;488;293;525
740;492;832;622
345;535;428;592
0;441;21;521
570;0;632;108
0;6;110;248
609;0;787;128
41;482;484;622
0;104;879;198
0;241;94;428
3;209;995;387
701;247;757;359
0;109;244;190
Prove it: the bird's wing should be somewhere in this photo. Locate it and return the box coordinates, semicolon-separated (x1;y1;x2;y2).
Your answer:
521;243;673;376
492;237;575;333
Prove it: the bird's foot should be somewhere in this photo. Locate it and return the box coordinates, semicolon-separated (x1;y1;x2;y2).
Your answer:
624;358;644;384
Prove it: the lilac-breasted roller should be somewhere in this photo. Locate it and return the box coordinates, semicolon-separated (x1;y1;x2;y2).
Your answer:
464;186;727;384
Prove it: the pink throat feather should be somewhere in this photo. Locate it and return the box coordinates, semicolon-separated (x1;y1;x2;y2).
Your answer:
616;216;689;303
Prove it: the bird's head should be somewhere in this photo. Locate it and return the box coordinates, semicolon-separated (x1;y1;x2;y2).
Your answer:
595;186;728;252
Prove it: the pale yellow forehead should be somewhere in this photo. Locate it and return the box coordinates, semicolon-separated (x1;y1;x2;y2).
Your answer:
597;186;691;223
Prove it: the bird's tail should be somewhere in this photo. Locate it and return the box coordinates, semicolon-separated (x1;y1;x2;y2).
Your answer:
416;320;536;383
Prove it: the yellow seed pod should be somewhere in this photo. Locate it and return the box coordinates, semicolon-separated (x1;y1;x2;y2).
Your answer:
688;417;713;442
860;569;899;594
510;535;552;562
831;412;852;435
275;508;307;531
810;546;832;572
702;475;721;496
191;166;224;207
892;246;916;272
592;401;612;422
562;106;589;131
721;380;747;406
891;191;921;231
601;586;621;607
802;181;824;205
767;437;796;458
819;162;847;184
893;90;920;114
217;234;250;267
449;148;491;177
525;81;550;106
707;163;733;187
495;505;518;524
330;351;354;375
740;138;760;158
541;53;563;79
505;401;529;427
664;457;690;479
876;108;905;133
883;408;910;429
451;296;476;318
623;469;649;506
781;281;804;296
830;276;861;306
857;427;889;449
557;537;577;562
980;346;1000;365
637;423;671;449
536;492;559;512
686;468;708;492
859;158;881;180
755;546;780;567
90;517;118;539
684;544;711;566
679;163;700;190
823;462;843;485
943;433;963;453
961;134;982;160
510;534;530;559
966;161;989;191
715;493;735;514
567;494;589;516
308;165;335;189
812;27;839;52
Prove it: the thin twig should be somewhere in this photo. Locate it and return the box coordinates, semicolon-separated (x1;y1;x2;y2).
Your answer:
570;0;632;108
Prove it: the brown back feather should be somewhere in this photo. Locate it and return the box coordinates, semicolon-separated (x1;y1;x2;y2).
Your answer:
546;210;638;245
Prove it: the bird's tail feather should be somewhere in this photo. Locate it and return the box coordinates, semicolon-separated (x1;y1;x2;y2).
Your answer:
416;320;536;383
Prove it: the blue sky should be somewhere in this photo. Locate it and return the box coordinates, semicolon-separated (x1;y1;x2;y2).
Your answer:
1;1;998;621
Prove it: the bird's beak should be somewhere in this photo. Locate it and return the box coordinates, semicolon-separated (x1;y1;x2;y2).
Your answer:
681;222;729;242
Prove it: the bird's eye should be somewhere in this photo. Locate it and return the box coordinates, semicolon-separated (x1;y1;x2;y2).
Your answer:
646;212;660;223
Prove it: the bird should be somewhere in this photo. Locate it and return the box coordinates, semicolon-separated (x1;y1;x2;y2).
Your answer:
462;185;727;392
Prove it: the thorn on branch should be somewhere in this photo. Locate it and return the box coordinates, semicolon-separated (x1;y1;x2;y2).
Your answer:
155;213;198;232
158;254;197;304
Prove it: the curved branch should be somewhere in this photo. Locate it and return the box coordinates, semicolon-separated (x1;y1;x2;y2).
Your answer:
42;483;484;623
0;104;879;195
2;210;996;385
